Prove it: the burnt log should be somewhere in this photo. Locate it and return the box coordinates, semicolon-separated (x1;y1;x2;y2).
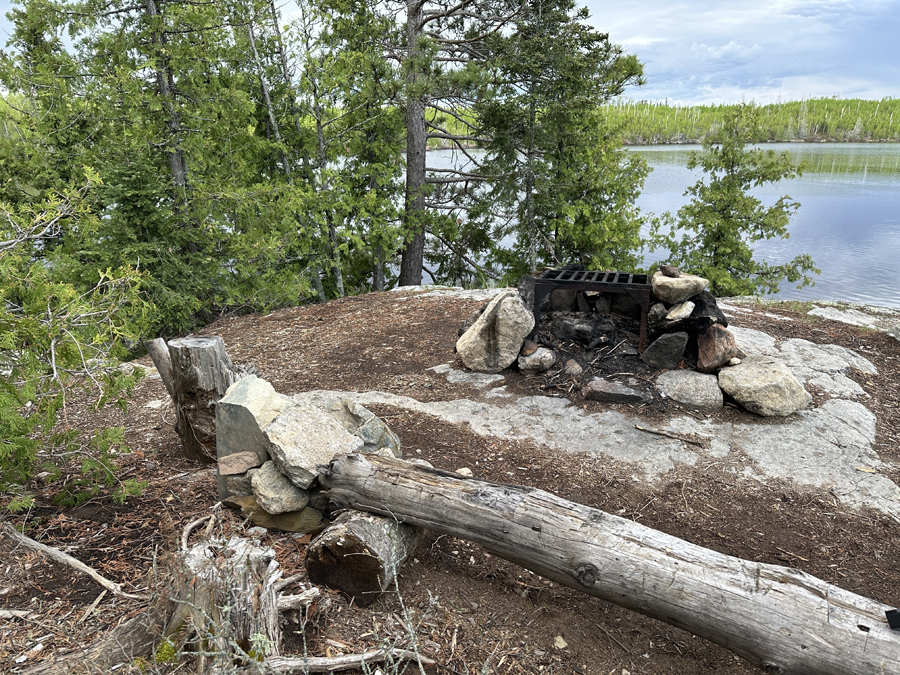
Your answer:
320;453;900;675
146;336;254;462
306;510;421;606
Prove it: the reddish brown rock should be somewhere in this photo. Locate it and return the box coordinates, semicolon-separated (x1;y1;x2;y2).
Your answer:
218;450;264;476
698;324;745;373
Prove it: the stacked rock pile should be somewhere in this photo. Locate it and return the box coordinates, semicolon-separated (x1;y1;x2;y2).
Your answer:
215;375;401;533
455;269;813;417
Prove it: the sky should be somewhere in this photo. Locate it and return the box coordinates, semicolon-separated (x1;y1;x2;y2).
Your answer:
586;0;900;105
0;0;897;106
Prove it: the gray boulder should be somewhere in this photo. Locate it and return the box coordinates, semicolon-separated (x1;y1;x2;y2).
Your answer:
215;375;288;499
456;289;535;373
640;332;689;370
889;323;900;341
718;355;812;417
648;302;668;325
252;461;310;514
583;378;648;404
518;348;557;374
651;271;708;305
265;403;364;489
549;288;578;311
324;398;402;457
223;469;256;498
655;370;723;411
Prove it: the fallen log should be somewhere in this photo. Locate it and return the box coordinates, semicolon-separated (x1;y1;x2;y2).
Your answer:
306;510;421;606
320;453;900;675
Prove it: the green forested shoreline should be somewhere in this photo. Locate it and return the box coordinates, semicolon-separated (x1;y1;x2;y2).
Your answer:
605;97;900;144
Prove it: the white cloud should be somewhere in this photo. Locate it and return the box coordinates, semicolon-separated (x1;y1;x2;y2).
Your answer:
584;0;899;104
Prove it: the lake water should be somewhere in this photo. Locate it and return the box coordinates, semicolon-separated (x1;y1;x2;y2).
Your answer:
428;143;900;308
630;143;900;309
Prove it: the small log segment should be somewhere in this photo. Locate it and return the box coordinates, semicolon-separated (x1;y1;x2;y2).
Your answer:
146;336;255;462
306;510;421;606
320;453;900;675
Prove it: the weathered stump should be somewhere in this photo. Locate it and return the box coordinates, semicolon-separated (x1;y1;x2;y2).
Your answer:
167;534;282;669
306;510;421;606
320;453;900;675
146;336;254;462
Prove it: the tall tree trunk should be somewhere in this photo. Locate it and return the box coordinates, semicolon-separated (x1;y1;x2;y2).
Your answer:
525;98;537;274
145;0;190;199
398;0;427;286
248;21;291;174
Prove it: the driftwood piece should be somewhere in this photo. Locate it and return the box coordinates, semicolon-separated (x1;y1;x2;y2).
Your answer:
2;522;147;600
145;336;253;462
145;337;176;399
306;510;421;606
320;454;900;675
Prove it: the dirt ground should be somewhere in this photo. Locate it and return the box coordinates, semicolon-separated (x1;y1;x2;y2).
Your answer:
2;288;900;674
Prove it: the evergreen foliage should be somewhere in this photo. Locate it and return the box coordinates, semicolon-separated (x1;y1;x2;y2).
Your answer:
604;97;900;144
653;104;819;296
473;0;647;281
0;180;148;507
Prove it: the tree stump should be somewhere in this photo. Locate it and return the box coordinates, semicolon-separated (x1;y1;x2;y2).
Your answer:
320;453;900;675
306;510;421;606
169;534;282;668
146;336;255;462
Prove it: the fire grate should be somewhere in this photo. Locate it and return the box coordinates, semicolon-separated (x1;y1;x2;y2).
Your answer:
531;268;653;351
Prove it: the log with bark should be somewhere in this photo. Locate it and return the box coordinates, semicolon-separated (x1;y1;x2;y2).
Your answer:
306;510;421;606
146;336;256;462
320;453;900;675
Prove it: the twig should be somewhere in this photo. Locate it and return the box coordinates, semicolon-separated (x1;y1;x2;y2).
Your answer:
0;609;35;619
78;589;107;623
633;424;706;447
776;547;810;562
596;623;632;655
265;648;435;672
181;515;214;551
274;572;307;593
2;522;148;601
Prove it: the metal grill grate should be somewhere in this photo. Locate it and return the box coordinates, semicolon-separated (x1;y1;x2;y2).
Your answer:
531;269;653;351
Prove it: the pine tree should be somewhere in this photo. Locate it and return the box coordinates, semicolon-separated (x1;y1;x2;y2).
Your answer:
655;103;819;296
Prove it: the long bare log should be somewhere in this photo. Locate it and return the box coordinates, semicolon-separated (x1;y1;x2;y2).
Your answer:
320;454;900;675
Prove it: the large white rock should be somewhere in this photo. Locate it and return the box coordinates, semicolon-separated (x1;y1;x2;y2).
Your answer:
215;375;289;499
656;370;723;411
265;403;364;489
718;355;812;417
651;271;708;305
456;289;535;373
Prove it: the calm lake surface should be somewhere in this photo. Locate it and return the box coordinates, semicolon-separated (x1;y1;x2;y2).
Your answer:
630;143;900;309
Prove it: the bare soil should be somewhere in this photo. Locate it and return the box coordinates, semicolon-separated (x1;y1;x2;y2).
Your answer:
3;289;900;674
